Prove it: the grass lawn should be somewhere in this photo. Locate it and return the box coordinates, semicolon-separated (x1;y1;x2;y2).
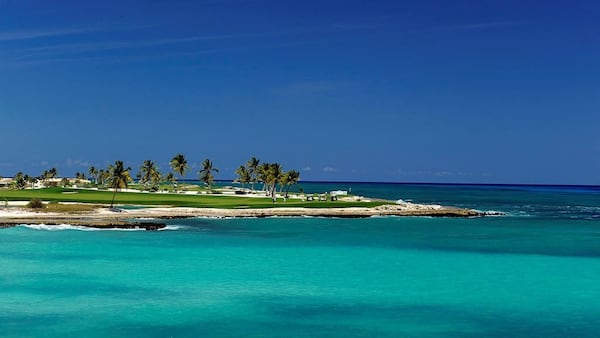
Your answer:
0;187;388;209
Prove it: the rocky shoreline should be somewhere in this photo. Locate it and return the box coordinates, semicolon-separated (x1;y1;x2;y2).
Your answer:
0;219;166;230
0;204;488;230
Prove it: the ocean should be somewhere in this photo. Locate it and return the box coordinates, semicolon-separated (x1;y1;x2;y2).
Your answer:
1;183;600;337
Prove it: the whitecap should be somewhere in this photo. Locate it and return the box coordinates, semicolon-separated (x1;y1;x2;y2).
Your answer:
17;224;146;232
158;225;186;231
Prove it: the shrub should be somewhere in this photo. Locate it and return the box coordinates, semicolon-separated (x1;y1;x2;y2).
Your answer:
27;198;44;209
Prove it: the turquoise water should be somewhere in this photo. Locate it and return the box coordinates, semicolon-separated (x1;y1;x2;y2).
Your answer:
1;183;600;337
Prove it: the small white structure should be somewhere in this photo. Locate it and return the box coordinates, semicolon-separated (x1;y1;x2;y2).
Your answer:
0;178;12;188
330;190;348;196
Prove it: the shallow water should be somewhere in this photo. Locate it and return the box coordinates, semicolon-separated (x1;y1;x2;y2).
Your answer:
1;183;599;337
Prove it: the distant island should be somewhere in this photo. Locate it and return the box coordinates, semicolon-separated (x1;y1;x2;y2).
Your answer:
0;155;484;230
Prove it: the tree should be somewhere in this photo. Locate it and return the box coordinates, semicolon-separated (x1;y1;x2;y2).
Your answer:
13;172;26;190
75;172;86;182
106;160;132;208
48;167;58;178
41;170;48;186
246;156;260;192
164;172;176;191
97;169;109;186
88;166;99;185
170;154;189;191
24;174;37;189
41;167;58;187
138;160;161;191
256;163;267;194
233;165;251;190
260;162;283;202
281;170;300;199
199;158;219;190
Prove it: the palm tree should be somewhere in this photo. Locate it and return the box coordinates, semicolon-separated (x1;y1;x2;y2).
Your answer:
88;166;99;185
106;160;132;208
75;172;86;183
40;167;58;187
198;158;219;190
24;174;37;189
40;170;48;186
256;163;269;195
246;156;260;192
281;170;300;198
97;169;109;186
138;160;161;191
13;172;26;190
164;172;176;191
47;168;58;184
170;154;189;192
264;163;283;202
234;165;251;190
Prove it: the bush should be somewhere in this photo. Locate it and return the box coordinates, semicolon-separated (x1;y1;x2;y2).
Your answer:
27;198;44;209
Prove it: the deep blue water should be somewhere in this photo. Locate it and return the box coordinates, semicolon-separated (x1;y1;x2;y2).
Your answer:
1;183;600;337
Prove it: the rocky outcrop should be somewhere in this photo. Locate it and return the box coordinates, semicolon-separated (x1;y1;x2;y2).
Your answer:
0;219;166;230
0;204;493;230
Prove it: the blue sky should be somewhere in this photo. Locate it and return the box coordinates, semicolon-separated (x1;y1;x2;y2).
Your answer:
0;0;599;184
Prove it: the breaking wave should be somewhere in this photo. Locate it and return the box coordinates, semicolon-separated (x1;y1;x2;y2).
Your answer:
17;224;181;231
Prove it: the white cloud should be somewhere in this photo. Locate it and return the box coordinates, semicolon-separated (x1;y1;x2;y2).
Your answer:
65;159;89;168
323;166;336;173
0;22;143;42
14;33;260;59
302;166;312;172
0;27;92;42
439;21;527;32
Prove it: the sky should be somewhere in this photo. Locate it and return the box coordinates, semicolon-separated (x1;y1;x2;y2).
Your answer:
0;0;599;185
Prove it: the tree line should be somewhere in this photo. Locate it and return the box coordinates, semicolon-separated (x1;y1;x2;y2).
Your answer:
7;154;301;204
233;157;300;201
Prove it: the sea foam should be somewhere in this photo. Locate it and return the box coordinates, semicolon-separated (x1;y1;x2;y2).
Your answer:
18;224;146;231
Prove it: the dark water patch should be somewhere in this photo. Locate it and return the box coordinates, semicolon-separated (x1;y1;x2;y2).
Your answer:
69;320;382;338
3;306;598;338
264;299;440;319
0;272;177;300
0;249;111;261
0;313;69;333
252;296;600;338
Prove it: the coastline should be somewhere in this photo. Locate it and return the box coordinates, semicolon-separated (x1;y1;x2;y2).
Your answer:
0;203;482;230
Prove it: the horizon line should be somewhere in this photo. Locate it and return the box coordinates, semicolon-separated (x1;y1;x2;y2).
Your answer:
209;179;600;189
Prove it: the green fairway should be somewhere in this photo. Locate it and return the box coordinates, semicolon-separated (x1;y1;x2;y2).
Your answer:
0;188;388;209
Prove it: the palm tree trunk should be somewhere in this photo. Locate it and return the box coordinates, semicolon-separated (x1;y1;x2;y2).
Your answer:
269;183;277;202
111;188;117;208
